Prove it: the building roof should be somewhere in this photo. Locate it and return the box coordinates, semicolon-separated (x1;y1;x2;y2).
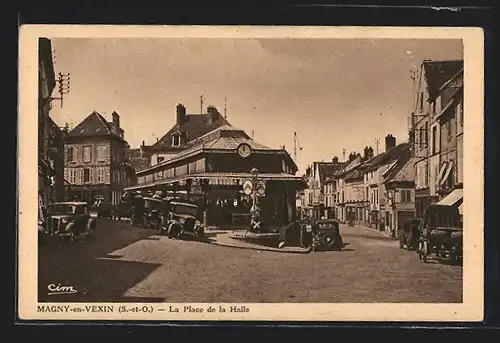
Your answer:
148;111;228;150
136;125;297;174
317;162;345;184
423;60;464;99
345;163;367;182
363;143;410;172
383;156;417;184
335;156;362;177
67;111;126;142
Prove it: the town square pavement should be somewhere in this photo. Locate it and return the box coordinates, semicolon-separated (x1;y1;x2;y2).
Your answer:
38;219;462;303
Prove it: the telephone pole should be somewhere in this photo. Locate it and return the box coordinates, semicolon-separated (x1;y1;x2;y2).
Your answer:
342;148;346;162
224;96;227;125
375;138;380;155
200;95;205;114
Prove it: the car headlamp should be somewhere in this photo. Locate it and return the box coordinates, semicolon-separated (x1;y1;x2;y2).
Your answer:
195;220;201;226
61;218;68;224
179;218;185;225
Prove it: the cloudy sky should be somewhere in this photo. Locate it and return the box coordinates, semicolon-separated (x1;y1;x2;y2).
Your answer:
49;37;463;174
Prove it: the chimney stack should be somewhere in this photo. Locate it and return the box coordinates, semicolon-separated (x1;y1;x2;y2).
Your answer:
364;146;374;160
112;111;120;130
332;156;339;164
206;105;219;124
176;104;186;125
385;134;396;152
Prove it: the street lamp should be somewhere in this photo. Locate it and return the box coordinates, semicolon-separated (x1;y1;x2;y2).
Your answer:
250;168;261;233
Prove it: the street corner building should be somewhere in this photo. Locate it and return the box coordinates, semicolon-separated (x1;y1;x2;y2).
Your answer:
63;111;135;205
410;59;464;218
125;103;307;228
38;37;67;207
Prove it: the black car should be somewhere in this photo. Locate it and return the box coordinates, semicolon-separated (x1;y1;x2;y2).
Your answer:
312;219;344;251
45;202;96;242
161;201;205;240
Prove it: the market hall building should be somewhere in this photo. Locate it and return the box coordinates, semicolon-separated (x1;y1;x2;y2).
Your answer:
125;104;307;228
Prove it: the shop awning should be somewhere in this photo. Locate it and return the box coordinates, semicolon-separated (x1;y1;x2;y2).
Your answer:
437;188;463;206
125;172;307;192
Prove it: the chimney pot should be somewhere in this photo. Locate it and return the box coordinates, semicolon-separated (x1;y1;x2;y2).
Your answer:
176;103;186;125
112;111;120;130
385;134;396;152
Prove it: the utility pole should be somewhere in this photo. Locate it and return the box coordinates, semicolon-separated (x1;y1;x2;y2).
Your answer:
375;138;380;155
224;96;227;125
200;95;205;114
342;148;346;162
50;72;71;108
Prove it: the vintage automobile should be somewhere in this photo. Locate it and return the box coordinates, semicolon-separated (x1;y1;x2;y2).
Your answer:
45;202;96;242
398;218;422;251
160;200;205;240
96;201;114;219
142;197;163;229
417;204;463;264
312;219;344;251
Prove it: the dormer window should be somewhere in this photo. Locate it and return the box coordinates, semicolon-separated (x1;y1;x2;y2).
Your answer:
172;132;186;146
172;133;181;146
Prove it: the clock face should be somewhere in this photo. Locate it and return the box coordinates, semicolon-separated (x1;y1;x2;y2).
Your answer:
237;143;252;158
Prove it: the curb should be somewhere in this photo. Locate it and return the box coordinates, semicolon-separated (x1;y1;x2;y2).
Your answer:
207;238;312;254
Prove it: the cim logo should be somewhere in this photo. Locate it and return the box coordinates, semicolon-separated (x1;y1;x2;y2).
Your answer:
47;283;78;295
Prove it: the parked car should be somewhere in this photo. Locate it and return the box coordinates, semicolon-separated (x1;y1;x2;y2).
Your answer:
97;201;114;219
142;197;163;229
417;204;463;264
312;219;344;251
398;218;422;251
160;200;205;241
45;202;96;242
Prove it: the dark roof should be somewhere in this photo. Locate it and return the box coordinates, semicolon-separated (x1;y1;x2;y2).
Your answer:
345;163;367;182
318;162;345;184
363;143;410;172
136;125;298;174
383;156;417;184
149;111;228;150
67;111;125;142
423;60;464;99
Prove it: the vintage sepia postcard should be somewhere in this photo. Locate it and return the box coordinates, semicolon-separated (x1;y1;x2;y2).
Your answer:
18;25;484;322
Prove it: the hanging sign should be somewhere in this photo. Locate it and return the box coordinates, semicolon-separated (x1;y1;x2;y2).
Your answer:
242;179;253;195
255;180;266;196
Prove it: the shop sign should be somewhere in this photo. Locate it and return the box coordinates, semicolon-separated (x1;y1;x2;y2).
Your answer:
242;179;253;195
256;180;266;196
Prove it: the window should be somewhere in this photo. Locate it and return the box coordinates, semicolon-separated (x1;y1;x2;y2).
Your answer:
419;92;424;111
432;125;438;155
457;99;464;127
401;189;412;203
436;96;442;114
157;156;165;163
69;169;77;184
83;168;90;183
67;147;75;163
97;168;106;183
447;120;452;141
83;146;91;162
172;134;180;146
97;145;106;161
